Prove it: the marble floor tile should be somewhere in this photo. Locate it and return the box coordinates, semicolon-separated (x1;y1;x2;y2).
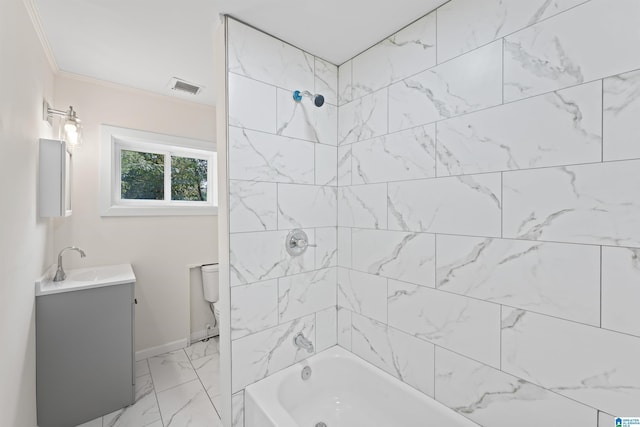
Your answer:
103;375;161;427
192;352;222;399
148;349;198;393
156;380;222;427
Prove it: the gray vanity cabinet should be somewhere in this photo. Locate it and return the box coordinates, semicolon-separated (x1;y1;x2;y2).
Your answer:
36;282;135;427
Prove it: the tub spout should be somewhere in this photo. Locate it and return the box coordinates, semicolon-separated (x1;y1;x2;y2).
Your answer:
293;333;314;353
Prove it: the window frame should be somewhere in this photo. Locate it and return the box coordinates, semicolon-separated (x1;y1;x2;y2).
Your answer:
101;125;217;216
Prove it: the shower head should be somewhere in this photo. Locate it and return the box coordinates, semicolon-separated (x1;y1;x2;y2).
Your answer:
293;90;325;107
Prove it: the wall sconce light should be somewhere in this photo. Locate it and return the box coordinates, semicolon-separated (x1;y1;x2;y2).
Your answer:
44;101;83;148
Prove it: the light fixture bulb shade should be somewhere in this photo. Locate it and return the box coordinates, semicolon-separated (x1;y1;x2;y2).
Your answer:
63;107;82;147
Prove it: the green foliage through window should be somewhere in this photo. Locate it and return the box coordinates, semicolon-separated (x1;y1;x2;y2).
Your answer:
121;150;164;200
171;156;208;201
120;150;208;202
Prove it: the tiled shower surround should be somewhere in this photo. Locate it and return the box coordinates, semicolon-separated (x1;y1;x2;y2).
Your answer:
224;0;640;425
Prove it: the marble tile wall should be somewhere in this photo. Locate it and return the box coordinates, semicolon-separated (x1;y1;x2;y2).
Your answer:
336;0;640;425
225;18;338;425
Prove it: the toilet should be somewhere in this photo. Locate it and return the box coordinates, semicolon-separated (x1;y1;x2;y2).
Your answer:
201;263;220;334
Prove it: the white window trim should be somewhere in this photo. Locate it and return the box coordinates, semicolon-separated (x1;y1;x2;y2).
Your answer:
100;125;218;216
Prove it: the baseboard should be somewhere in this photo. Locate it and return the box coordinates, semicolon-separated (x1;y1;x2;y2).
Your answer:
135;338;189;361
190;328;219;344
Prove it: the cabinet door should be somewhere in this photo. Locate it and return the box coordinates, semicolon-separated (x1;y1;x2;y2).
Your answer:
36;283;135;427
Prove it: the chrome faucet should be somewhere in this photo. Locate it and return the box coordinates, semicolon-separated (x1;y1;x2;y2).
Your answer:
293;332;314;353
53;246;86;282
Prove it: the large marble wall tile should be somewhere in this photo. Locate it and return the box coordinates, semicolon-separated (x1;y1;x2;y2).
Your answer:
228;19;314;91
437;81;602;176
277;184;337;229
504;0;640;102
231;280;278;340
501;307;640;415
352;12;436;98
228;73;276;133
435;347;596;426
232;391;244;427
436;235;600;325
277;89;338;145
315;227;337;269
229;180;277;233
337;268;387;323
338;89;388;145
388;41;502;133
502;160;640;247
337;145;352;186
352;125;436;184
338;60;353;106
230;230;314;286
232;314;315;392
337;227;352;268
437;0;587;63
388;173;501;237
388;280;500;367
228;126;314;184
316;306;338;351
351;313;435;397
337;307;352;350
603;70;640;161
338;184;387;229
598;412;615;427
315;144;337;186
278;268;337;323
352;229;435;288
602;246;640;337
315;57;338;106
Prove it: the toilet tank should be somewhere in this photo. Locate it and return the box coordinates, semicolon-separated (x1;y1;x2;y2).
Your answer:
201;264;219;303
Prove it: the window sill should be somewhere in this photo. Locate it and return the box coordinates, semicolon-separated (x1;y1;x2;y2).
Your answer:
101;205;218;217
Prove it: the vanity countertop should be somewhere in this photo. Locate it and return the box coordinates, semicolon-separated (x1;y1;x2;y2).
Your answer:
36;264;135;296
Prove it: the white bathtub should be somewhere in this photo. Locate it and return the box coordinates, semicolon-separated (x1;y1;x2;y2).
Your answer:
245;346;478;427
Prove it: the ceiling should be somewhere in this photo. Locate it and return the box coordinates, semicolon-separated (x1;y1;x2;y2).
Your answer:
32;0;448;106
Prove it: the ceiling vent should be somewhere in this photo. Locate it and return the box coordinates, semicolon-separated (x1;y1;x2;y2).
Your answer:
169;77;203;95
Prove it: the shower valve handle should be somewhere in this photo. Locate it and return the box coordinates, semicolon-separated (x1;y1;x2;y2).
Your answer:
285;229;316;256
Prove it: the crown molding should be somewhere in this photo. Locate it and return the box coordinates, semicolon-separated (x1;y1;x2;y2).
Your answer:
22;0;59;73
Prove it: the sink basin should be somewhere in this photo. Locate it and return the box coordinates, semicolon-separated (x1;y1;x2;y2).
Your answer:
36;264;135;296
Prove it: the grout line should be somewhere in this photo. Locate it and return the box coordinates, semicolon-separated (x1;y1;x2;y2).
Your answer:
500;172;504;238
227;155;640;191
229;123;339;148
229;223;640;251
434;234;438;287
601;78;605;162
435;7;439;65
188;350;221;419
599;245;603;328
499;304;503;370
501;38;505;104
146;357;166;427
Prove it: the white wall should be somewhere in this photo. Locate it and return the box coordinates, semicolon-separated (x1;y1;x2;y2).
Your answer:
336;0;640;424
53;74;218;353
0;0;55;424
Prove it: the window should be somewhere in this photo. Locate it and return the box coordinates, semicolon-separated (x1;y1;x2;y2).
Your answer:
101;125;217;216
